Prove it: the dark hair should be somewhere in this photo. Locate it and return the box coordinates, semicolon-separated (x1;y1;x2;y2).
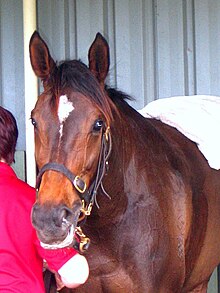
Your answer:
0;106;18;164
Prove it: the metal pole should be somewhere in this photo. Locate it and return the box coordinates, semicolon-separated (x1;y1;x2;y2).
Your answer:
23;0;37;187
218;265;220;293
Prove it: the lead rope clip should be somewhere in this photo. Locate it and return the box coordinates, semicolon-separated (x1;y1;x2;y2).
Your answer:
75;226;90;253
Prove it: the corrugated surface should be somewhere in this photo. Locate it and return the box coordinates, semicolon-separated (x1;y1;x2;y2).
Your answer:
1;0;220;148
0;0;25;149
37;0;220;110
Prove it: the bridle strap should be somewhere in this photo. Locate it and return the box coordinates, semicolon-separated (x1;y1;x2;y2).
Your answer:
89;128;112;208
36;162;88;200
36;162;78;189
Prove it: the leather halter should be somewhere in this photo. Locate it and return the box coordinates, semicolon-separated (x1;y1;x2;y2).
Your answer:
36;127;112;220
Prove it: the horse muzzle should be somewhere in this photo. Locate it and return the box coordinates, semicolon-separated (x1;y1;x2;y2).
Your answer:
31;201;82;245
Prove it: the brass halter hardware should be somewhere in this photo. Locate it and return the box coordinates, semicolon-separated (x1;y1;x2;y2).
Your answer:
105;126;110;141
75;226;90;253
78;200;93;222
73;176;87;193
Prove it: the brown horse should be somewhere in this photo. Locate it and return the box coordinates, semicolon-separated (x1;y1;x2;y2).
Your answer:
29;31;220;293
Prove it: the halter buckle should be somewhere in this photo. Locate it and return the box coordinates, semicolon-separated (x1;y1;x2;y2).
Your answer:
73;176;87;193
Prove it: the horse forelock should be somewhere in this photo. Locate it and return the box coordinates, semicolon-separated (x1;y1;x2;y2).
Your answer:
46;59;114;125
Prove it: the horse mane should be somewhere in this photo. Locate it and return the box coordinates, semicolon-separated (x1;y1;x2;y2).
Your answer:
105;86;134;106
106;86;192;179
105;86;138;120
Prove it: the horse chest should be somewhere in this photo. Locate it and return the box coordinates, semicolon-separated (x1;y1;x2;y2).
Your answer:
80;222;173;292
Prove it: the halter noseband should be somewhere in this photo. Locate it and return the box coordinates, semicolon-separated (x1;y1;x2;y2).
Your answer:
36;127;112;219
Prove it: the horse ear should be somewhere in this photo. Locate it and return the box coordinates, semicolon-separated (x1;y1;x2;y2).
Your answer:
29;31;56;86
88;33;110;87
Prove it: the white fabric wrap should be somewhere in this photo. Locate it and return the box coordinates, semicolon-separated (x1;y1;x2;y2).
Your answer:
58;254;89;288
139;95;220;170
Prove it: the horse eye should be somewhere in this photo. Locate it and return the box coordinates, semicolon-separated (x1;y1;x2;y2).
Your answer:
93;119;103;132
30;118;37;127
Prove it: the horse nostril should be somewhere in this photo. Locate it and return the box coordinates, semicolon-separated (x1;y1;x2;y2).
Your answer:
57;206;74;227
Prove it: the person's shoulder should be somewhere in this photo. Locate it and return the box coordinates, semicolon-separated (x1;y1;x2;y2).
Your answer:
0;175;36;205
10;176;36;198
16;177;35;193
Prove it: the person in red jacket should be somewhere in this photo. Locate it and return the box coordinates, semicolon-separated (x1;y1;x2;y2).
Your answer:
0;106;89;292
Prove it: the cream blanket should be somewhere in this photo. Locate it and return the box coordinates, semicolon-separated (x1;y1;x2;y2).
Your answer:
138;95;220;170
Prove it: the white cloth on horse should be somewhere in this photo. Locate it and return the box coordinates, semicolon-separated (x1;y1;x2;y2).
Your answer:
138;95;220;170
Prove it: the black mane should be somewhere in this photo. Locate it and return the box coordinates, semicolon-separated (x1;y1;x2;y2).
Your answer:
105;86;134;109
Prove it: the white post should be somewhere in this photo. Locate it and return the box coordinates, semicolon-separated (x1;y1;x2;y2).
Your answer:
23;0;37;187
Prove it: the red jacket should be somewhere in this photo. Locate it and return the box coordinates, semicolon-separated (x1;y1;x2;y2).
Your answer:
0;162;77;293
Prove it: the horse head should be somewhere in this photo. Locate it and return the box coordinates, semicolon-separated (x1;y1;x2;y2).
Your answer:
29;32;114;247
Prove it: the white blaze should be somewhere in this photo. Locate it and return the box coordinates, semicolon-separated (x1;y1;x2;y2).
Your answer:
58;95;74;136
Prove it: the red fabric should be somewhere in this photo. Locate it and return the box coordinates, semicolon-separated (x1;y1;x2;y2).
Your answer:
0;162;77;293
36;242;77;272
